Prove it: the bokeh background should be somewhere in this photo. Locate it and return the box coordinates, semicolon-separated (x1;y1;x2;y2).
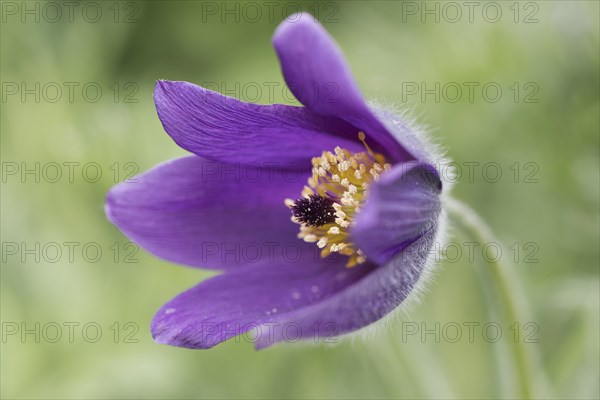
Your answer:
2;1;598;399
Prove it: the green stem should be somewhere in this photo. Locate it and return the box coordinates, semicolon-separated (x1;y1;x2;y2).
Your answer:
445;197;539;399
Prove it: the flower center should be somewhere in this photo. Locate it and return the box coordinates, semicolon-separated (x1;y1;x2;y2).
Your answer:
290;194;336;227
285;132;391;268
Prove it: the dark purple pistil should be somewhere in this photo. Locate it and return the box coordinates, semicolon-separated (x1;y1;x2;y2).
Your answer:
291;194;336;227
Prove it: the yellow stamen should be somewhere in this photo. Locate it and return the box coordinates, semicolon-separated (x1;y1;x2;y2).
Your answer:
287;132;391;267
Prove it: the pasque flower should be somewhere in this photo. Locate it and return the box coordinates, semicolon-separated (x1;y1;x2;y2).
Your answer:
106;13;444;349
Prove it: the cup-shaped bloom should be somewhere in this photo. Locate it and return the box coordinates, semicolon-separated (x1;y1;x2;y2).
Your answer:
106;13;445;349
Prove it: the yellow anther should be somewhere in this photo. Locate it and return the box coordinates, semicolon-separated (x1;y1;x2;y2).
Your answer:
328;227;340;235
358;131;375;157
286;132;391;268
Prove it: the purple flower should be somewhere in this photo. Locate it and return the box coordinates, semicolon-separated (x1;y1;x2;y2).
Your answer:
106;13;443;349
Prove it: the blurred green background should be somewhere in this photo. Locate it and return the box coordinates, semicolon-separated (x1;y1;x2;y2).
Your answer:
1;1;598;399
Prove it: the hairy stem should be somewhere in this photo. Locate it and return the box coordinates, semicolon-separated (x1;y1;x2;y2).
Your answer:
445;197;542;399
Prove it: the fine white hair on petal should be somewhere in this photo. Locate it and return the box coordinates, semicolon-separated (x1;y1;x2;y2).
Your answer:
306;102;455;347
265;104;456;349
367;99;455;194
369;100;452;183
263;211;453;350
339;206;452;345
273;210;451;350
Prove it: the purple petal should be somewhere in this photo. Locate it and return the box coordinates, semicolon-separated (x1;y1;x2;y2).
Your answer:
252;163;442;348
257;228;438;348
146;161;441;349
351;162;442;265
272;13;415;163
105;156;311;269
151;254;375;349
154;80;365;167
